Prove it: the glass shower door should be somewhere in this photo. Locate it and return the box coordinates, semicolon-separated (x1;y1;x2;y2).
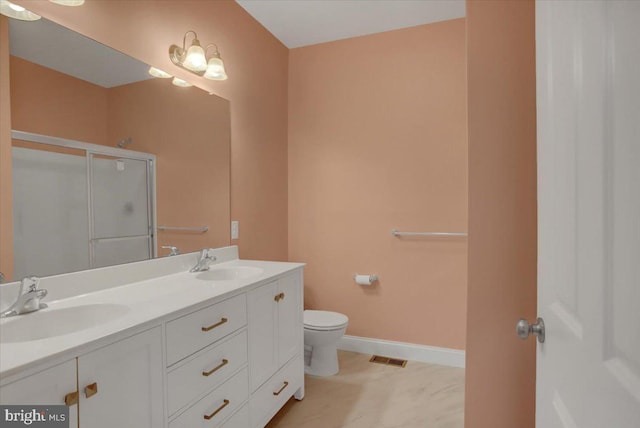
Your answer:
12;145;90;278
89;154;153;268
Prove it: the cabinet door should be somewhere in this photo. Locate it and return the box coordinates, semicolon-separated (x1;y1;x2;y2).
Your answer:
277;273;302;367
77;327;163;428
0;360;79;428
248;281;278;391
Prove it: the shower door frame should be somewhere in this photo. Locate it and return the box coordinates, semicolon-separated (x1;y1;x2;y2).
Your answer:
11;130;158;268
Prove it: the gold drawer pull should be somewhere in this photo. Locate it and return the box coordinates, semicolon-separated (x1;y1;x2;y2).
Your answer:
202;359;229;377
201;317;228;332
273;381;289;396
274;292;285;302
279;292;285;301
84;382;98;399
64;391;79;406
203;399;230;420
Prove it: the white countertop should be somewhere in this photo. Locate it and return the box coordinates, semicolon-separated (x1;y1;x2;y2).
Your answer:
0;247;304;382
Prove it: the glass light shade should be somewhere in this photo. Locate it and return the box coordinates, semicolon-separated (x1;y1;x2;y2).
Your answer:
0;0;41;20
203;57;228;81
183;42;207;72
172;77;192;88
49;0;85;5
148;67;172;79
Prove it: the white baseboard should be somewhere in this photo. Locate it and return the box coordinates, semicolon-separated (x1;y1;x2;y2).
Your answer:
337;335;465;368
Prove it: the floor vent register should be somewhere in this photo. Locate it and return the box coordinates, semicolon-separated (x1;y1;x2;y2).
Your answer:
369;355;408;368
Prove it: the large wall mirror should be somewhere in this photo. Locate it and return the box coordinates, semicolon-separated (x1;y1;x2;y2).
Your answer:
7;17;231;280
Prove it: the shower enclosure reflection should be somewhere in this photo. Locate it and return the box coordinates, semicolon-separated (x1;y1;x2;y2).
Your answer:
13;135;155;278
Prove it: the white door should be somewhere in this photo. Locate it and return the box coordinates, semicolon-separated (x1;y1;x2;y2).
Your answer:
77;327;164;428
277;273;302;367
0;360;79;428
536;1;640;427
248;280;279;391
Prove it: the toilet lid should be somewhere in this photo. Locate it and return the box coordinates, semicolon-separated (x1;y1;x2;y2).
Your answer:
304;310;349;331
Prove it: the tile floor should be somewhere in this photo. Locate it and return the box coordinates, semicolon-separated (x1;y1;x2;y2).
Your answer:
266;350;465;428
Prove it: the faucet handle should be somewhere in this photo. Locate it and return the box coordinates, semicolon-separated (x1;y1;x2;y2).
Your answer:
21;276;40;292
162;246;180;256
201;249;216;260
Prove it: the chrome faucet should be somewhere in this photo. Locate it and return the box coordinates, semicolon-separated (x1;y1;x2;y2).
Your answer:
1;277;48;318
190;249;217;272
162;245;180;256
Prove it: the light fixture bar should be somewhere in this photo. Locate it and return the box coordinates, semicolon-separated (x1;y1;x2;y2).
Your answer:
0;0;41;20
148;67;172;79
49;0;85;5
172;77;192;88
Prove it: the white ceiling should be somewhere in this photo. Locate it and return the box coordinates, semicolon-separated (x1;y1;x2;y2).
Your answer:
9;18;152;88
236;0;466;48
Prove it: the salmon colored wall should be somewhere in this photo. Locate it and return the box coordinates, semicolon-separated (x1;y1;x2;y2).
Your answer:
289;20;468;348
12;0;289;261
107;79;231;255
10;56;109;145
0;16;14;281
465;1;537;427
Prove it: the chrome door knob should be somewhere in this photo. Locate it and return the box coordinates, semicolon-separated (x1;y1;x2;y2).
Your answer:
516;317;545;343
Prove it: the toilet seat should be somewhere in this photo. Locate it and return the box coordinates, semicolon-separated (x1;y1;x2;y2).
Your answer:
304;310;349;331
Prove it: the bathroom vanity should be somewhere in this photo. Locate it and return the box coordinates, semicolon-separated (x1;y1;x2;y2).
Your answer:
0;246;304;428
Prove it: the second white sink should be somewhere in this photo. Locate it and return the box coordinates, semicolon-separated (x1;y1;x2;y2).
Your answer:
196;266;264;281
0;303;130;343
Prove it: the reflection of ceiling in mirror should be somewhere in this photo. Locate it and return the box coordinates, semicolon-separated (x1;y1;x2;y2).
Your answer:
9;18;152;88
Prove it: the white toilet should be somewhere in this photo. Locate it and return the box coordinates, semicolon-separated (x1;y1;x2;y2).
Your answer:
303;310;349;376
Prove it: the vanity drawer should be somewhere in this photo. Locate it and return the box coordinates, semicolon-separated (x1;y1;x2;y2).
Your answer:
168;329;248;415
169;367;249;428
166;294;247;365
250;355;303;428
220;404;249;428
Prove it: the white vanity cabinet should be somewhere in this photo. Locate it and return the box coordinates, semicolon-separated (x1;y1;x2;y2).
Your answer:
0;359;79;427
248;271;304;427
0;326;163;428
0;250;305;428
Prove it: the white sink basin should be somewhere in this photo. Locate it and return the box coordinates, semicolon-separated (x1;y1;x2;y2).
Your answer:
196;266;264;281
0;303;130;343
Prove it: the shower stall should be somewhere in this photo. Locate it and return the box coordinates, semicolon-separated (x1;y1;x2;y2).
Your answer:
11;131;156;278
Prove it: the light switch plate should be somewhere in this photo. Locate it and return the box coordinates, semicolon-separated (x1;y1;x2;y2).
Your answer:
231;221;239;240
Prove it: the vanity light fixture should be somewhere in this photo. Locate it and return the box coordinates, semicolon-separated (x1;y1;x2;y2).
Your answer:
169;31;228;81
148;67;172;79
203;44;228;81
172;77;192;88
170;30;207;73
49;0;85;5
0;0;41;20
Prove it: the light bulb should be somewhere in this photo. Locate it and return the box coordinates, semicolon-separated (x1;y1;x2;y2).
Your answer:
49;0;85;5
148;67;172;79
0;0;41;20
172;77;192;88
203;56;228;81
183;40;207;72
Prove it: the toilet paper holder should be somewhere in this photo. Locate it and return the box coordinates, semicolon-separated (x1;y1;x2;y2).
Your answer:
353;274;378;285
